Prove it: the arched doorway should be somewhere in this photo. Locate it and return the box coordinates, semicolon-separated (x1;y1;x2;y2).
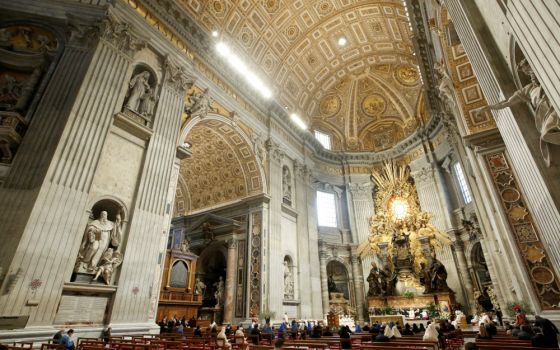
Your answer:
197;246;227;308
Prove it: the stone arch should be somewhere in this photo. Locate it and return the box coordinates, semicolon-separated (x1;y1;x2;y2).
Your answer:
176;113;265;214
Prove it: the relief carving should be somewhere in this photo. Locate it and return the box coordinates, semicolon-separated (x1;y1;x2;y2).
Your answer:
164;57;195;94
185;88;214;119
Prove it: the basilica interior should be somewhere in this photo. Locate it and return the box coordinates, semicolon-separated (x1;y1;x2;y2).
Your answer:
1;0;560;347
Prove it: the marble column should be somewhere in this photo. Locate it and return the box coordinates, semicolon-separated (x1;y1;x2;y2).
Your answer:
294;161;311;318
224;239;237;324
346;182;375;289
319;247;330;316
452;238;475;313
265;140;284;319
350;255;365;322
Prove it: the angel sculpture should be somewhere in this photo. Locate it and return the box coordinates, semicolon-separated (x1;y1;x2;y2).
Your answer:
416;212;451;251
93;248;123;285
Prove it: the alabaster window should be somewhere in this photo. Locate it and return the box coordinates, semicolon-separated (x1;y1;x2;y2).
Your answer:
169;260;188;288
314;130;331;150
454;162;472;204
317;190;337;227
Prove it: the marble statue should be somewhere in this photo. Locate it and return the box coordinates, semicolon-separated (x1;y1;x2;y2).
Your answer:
474;58;560;166
282;166;292;203
92;248;123;285
75;211;122;274
434;62;455;108
284;261;294;299
180;239;190;253
214;276;225;308
138;87;158;118
185;88;213;119
419;262;432;293
125;71;151;112
194;277;206;295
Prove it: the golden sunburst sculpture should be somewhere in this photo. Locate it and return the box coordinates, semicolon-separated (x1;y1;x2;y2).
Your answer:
358;161;451;271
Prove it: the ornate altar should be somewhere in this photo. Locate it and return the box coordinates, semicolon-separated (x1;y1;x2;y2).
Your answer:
360;162;455;317
157;239;202;321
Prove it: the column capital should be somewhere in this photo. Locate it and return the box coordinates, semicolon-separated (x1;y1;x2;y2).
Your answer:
226;239;238;249
164;57;196;94
265;139;284;164
99;12;147;58
347;182;372;198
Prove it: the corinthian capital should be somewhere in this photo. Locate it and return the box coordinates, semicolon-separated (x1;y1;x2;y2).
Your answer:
66;14;101;49
164;57;196;94
100;13;146;57
265;139;284;163
347;182;372;197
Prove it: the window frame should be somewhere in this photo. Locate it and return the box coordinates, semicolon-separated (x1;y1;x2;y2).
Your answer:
316;190;338;228
453;162;472;205
314;130;332;150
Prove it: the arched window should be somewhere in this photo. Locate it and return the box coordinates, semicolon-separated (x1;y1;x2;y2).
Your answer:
170;260;188;288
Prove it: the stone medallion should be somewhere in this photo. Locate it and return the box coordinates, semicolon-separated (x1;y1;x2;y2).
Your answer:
362;94;386;116
524;244;546;263
532;266;555;285
395;64;420;86
320;94;341;116
501;187;521;203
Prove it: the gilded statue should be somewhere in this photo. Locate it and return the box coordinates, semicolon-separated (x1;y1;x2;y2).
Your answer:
474;59;560;166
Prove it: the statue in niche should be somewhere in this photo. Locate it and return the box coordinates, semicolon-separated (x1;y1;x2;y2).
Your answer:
92;248;123;285
213;276;225;308
180;239;190;253
138;87;158;118
194;277;206;296
283;261;294;299
125;71;151;112
75;211;123;277
185;88;214;119
474;59;560;166
282;166;292;203
327;274;339;294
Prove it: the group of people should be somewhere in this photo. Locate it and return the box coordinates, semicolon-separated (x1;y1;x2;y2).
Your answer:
51;327;112;350
158;315;197;333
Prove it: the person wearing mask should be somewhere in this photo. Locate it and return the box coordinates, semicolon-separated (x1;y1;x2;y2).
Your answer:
60;329;75;350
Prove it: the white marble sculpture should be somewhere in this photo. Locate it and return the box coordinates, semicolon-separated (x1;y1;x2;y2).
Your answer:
194;277;206;295
125;71;151;112
214;276;225;308
185;88;213;119
282;166;292;203
284;261;294;299
139;87;158;118
75;211;122;277
474;59;560;166
92;248;123;285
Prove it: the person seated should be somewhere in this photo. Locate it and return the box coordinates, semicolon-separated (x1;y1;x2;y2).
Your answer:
419;324;426;333
485;321;497;336
194;325;203;337
323;327;333;336
383;324;394;339
362;323;370;332
101;327;111;342
534;315;560;348
53;329;64;344
374;332;390;342
216;327;232;349
477;324;492;340
250;324;261;344
412;323;420;334
355;323;362;333
464;342;478;350
274;339;284;350
60;329;75;350
402;324;414;336
517;325;534;340
423;323;439;342
339;326;352;349
311;325;322;338
225;324;233;335
512;326;521;336
392;325;402;338
188;316;197;328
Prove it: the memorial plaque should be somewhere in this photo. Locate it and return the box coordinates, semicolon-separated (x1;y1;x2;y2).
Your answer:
0;316;29;330
54;294;109;325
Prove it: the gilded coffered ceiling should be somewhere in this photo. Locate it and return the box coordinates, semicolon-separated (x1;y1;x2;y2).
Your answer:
180;0;425;152
177;119;263;214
